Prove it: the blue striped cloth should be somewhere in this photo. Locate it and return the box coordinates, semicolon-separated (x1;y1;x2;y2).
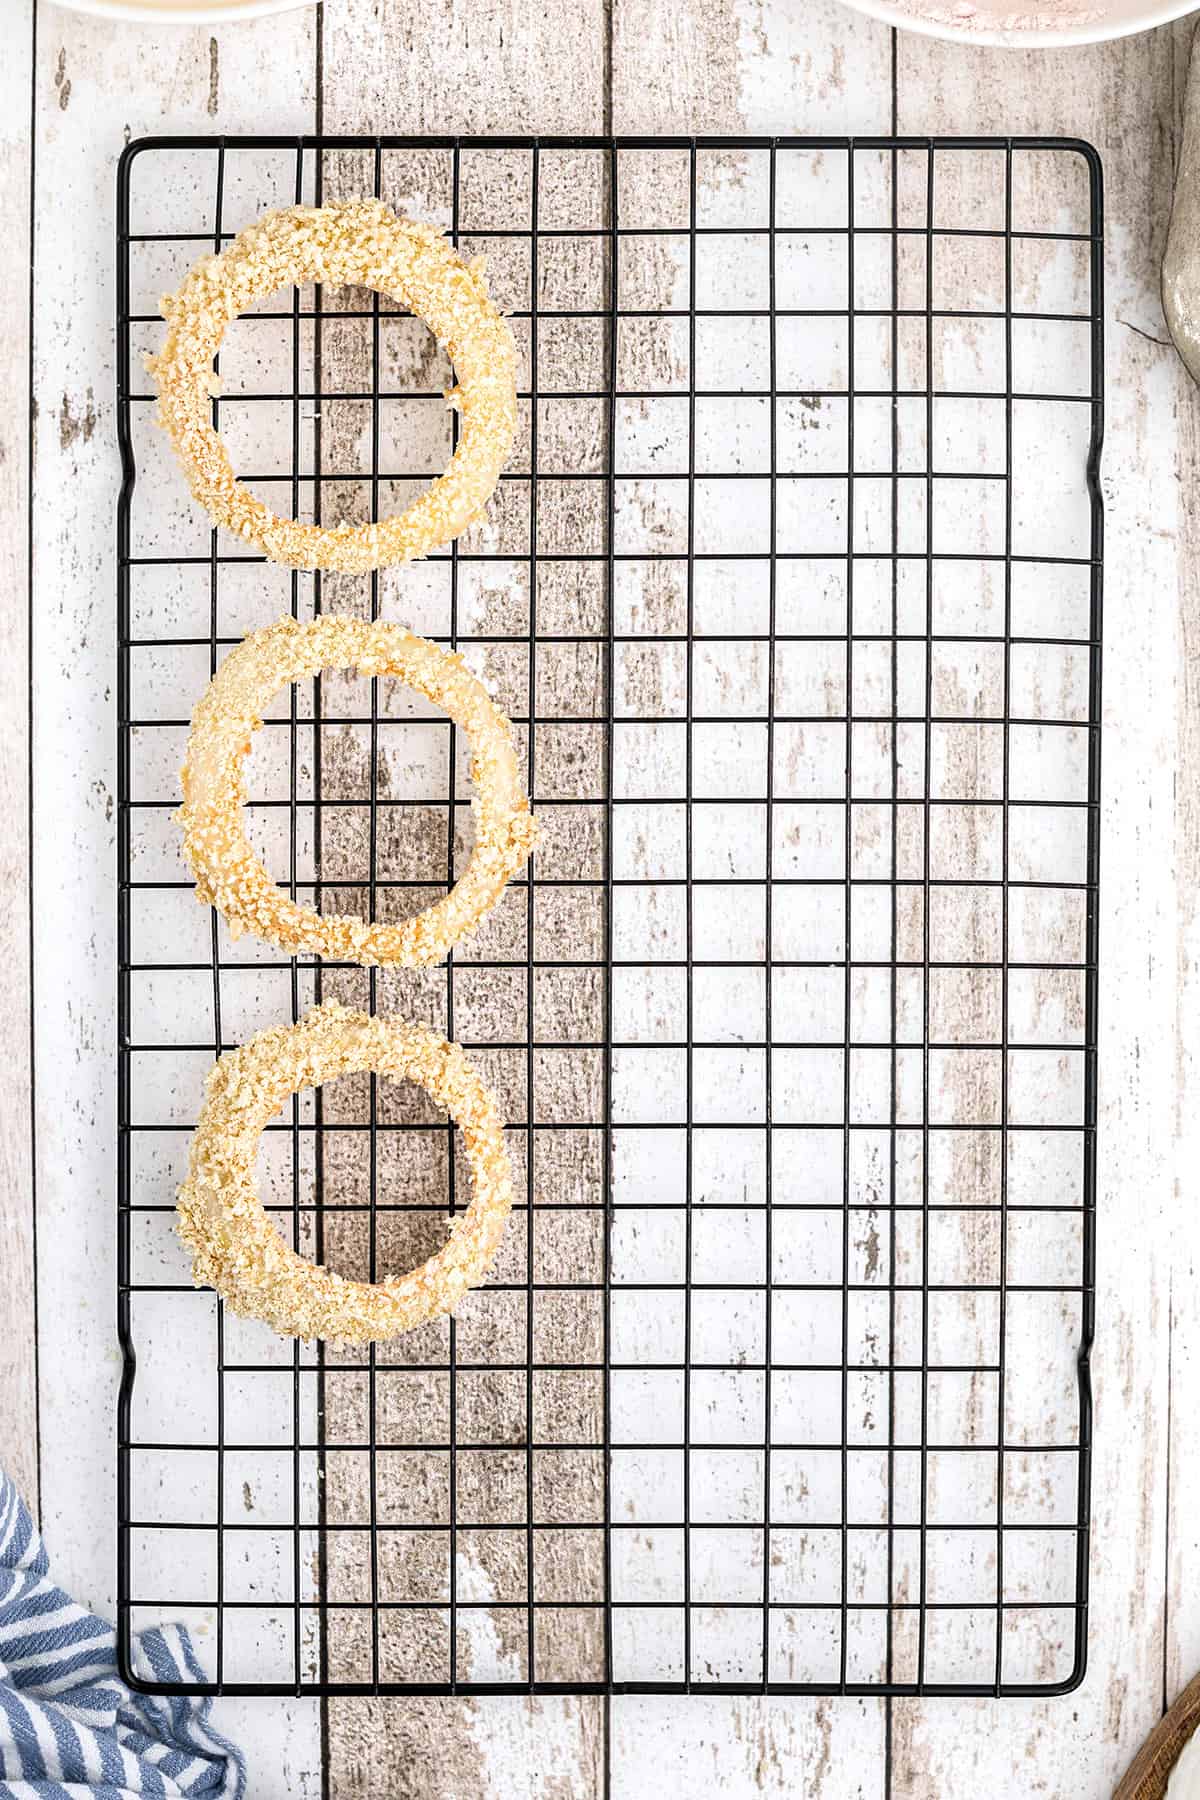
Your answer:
0;1472;245;1799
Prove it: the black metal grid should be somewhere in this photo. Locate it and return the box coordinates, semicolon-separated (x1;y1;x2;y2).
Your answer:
116;134;1102;1700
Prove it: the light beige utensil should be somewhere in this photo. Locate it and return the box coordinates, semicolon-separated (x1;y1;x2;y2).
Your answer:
1164;24;1200;383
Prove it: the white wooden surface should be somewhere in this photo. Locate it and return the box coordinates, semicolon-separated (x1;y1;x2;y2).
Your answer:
27;8;322;1791
0;0;37;1519
5;0;1200;1794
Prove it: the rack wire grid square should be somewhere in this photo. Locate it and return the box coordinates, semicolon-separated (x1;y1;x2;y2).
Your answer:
116;134;1102;1699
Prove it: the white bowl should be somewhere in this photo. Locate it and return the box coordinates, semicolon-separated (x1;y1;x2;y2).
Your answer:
838;0;1197;48
48;0;313;22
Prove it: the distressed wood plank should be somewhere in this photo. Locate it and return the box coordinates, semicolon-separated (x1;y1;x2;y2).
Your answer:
891;23;1193;1796
1167;17;1200;1719
0;0;36;1517
608;1;895;1791
319;0;606;136
319;5;608;1791
613;1695;886;1800
612;0;893;136
31;15;321;1795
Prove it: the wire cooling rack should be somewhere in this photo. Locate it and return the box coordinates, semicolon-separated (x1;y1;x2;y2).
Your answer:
116;135;1102;1699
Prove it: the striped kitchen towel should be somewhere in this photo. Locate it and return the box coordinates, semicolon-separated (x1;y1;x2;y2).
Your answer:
0;1470;245;1799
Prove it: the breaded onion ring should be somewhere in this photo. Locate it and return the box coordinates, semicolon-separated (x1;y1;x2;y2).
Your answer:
147;200;517;572
178;1002;513;1344
179;613;536;966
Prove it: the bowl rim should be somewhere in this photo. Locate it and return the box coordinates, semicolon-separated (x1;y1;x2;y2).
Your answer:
838;0;1198;48
47;0;314;22
44;0;1200;48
